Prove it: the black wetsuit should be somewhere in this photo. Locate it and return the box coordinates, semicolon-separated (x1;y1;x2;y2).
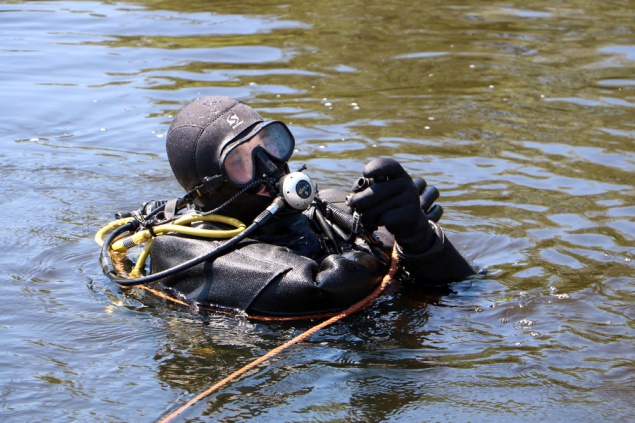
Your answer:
150;189;474;317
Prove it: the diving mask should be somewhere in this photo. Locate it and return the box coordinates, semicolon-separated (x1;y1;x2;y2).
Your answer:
221;121;295;187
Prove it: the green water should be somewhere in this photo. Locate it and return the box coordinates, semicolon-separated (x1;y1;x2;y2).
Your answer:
1;0;633;422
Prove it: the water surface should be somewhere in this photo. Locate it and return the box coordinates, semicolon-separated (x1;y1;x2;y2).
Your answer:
1;1;633;422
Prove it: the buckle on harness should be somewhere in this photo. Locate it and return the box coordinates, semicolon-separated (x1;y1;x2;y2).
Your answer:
185;175;224;201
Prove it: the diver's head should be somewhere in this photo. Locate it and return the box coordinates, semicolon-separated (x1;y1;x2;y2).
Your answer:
166;96;296;221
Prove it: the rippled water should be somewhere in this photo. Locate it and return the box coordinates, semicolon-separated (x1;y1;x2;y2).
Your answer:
1;1;633;422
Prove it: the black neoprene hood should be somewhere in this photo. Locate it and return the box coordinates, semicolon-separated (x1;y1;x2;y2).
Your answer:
166;96;265;191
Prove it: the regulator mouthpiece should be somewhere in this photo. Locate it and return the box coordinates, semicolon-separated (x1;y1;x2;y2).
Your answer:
352;175;387;193
278;172;316;210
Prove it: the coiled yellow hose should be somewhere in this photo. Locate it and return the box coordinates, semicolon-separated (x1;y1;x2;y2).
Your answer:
95;214;246;251
94;213;247;278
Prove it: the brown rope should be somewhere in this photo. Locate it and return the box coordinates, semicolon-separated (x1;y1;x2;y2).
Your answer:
139;285;189;307
157;246;400;423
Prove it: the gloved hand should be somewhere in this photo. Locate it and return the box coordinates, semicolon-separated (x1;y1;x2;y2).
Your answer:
412;177;444;223
347;158;442;255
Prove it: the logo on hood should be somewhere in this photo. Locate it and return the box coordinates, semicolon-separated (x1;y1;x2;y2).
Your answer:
226;114;244;129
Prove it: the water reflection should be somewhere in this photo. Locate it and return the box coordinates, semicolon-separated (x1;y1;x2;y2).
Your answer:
1;0;633;422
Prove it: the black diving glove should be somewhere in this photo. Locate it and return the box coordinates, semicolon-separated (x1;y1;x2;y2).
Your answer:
347;158;441;255
412;177;443;223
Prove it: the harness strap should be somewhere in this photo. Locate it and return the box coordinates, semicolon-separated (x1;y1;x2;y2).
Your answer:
163;198;180;220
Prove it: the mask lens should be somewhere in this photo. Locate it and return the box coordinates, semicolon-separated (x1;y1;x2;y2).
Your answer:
223;122;295;186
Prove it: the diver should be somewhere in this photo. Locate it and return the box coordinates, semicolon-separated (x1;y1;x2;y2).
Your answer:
97;96;476;318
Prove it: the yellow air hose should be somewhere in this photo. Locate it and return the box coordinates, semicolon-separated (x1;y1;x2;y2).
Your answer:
108;214;246;253
94;216;135;247
95;213;247;278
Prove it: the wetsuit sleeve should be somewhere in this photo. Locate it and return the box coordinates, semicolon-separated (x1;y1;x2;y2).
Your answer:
394;221;475;286
248;249;388;317
318;187;475;287
150;233;388;318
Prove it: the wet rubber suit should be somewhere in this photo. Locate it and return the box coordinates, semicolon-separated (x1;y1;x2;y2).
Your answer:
145;96;475;318
150;187;475;318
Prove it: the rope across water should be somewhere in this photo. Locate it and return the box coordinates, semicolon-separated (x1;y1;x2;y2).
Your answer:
157;246;400;423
